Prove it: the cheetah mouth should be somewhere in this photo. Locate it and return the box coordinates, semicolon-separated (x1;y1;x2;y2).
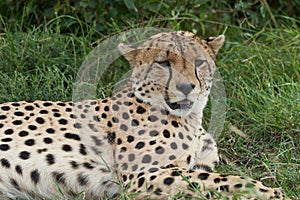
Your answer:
167;99;194;110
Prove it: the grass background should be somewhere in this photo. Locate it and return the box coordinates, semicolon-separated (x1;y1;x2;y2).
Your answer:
0;0;299;199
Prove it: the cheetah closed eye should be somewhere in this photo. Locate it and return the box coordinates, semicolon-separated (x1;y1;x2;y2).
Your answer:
0;31;284;199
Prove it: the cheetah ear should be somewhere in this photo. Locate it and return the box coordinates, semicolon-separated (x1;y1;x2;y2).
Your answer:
206;35;225;55
118;43;138;66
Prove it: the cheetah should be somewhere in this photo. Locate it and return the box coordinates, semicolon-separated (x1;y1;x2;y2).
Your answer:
0;31;285;199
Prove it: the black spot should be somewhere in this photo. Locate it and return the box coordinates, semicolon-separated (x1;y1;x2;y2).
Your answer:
4;129;13;135
107;121;113;127
117;138;122;145
112;104;119;111
112;117;119;123
74;123;82;129
171;171;180;176
142;154;151;163
186;155;191;164
155;146;165;154
12;120;22;125
148;115;158;122
138;130;145;135
35;117;45;124
138;177;145;187
64;133;80;141
25;105;34;111
1;158;10;168
43;102;52;106
214;178;220;183
46;154;55;165
104;106;109;111
83;162;94;169
15;165;23;175
0;144;10;151
170;142;177;149
10;178;21;191
136;106;146;114
221;177;228;182
19;130;29;137
182;143;188;149
79;144;87;155
39;110;48;115
120;124;128;131
70;161;79;169
101;113;107;119
131;164;138;171
163;130;170;138
161;119;168;125
44;137;53;144
169;155;176;160
1;138;12;142
178;132;184;139
234;183;243;188
62;144;72;152
77;173;89;186
198;173;209;180
0;115;7;120
55;113;62;118
163;177;174;185
149;140;156;145
58;119;68;125
131;119;139;126
107;132;116;144
259;188;268;193
219;185;229;192
122;112;129;120
19;151;30;160
171;121;179;127
25;139;35;146
149;130;159;137
150;175;156;180
127;135;134;143
31;169;40;185
14;111;24;116
135;142;145;149
46;128;55;134
1;106;10;111
128;154;135;162
28;125;37;130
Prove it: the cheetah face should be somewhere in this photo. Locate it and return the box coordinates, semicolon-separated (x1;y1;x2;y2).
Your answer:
119;31;225;117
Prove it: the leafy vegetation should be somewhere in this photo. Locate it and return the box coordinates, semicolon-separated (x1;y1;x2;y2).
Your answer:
0;0;299;199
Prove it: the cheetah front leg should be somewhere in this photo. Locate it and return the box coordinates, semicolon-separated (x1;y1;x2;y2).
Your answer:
121;167;284;199
192;130;219;172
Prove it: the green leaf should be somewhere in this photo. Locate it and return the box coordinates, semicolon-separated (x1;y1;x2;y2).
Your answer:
123;0;138;12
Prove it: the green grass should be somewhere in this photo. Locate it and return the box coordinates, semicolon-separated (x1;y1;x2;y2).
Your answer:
0;2;299;199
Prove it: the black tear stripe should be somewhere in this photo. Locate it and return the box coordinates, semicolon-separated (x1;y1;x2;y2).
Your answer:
164;66;173;107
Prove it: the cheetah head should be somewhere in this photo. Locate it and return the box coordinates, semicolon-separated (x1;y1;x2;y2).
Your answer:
118;31;225;117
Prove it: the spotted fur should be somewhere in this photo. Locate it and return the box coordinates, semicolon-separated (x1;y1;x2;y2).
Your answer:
0;31;284;199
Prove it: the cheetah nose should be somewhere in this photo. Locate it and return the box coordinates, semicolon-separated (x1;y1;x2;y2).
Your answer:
176;83;195;95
